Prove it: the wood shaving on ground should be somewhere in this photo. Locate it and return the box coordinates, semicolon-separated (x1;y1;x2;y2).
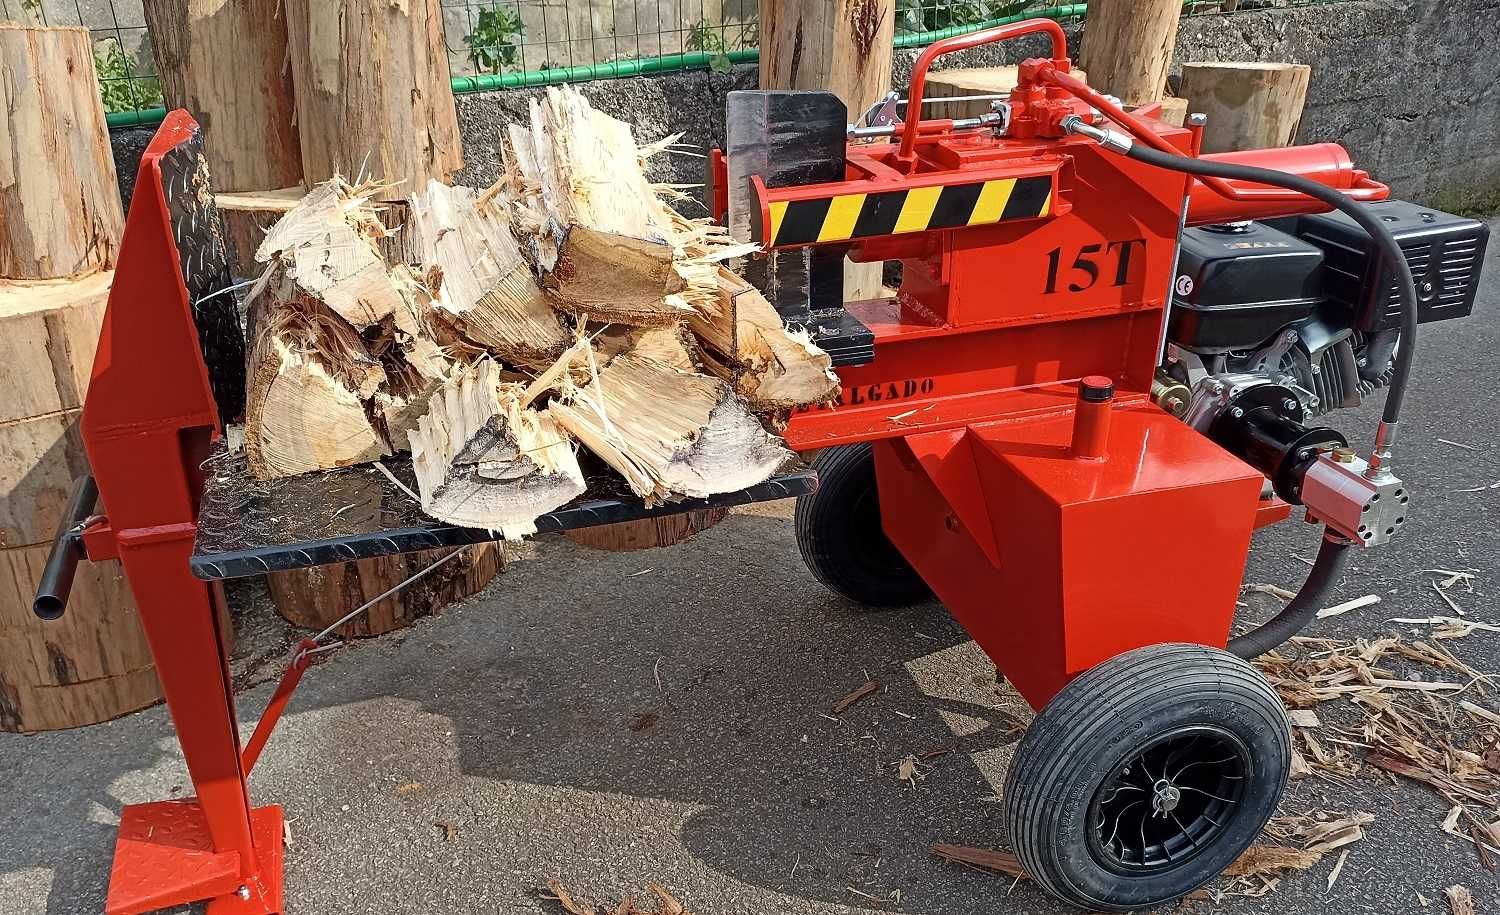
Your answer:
1254;630;1500;868
895;754;926;788
832;679;880;714
543;879;693;915
1317;594;1380;619
931;843;1026;878
1446;885;1474;915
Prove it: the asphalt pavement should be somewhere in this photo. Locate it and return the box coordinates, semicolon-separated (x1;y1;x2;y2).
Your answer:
1;219;1497;915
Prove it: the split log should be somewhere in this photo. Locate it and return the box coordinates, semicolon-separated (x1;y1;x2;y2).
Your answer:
409;359;586;537
1078;0;1183;107
692;268;838;411
548;354;792;505
1178;62;1312;153
143;0;302;194
407;180;569;362
281;0;462;199
268;544;502;638
0;24;124;279
244;287;391;480
925;67;1088;119
505;88;698;326
254;179;407;328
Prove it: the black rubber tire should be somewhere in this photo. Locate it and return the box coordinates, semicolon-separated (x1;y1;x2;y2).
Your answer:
1004;643;1290;911
794;444;931;607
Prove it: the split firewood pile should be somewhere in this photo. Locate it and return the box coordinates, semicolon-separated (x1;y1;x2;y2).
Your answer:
241;85;837;535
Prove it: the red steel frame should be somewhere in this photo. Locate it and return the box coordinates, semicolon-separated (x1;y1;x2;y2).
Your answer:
59;20;1393;915
78;112;283;915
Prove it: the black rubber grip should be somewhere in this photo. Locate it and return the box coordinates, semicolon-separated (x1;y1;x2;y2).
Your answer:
33;475;99;620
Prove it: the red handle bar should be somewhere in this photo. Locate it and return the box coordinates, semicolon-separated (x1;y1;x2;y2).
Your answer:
898;18;1070;165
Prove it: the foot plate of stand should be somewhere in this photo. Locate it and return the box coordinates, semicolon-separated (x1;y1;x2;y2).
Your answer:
107;801;284;915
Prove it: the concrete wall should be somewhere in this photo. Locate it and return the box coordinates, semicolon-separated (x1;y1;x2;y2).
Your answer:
109;0;1500;216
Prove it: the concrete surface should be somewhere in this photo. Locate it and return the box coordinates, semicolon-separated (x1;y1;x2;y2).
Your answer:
2;223;1497;914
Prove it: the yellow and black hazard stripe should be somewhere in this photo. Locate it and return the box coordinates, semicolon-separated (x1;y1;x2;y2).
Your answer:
764;174;1054;247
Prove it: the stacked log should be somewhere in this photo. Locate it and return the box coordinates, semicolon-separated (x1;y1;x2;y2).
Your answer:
0;25;158;731
243;87;838;542
1178;62;1312;153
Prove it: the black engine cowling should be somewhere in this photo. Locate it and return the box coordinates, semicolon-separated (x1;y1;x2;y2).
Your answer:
1165;201;1489;416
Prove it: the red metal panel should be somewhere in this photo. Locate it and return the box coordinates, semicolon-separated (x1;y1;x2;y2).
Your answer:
878;405;1262;708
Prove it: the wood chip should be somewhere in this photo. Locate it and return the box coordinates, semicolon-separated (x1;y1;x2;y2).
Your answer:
1223;845;1323;877
1445;885;1474;915
1287;709;1322;728
832;680;879;714
1318;594;1380;619
646;883;688;915
546;879;596;915
1325;848;1350;891
932;843;1026;878
1246;583;1298;600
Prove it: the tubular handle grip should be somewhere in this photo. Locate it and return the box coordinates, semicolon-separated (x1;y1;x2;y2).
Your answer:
899;18;1070;164
33;474;99;620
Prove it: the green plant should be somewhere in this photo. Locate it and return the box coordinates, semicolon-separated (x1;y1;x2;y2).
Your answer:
465;3;525;74
895;0;1043;33
94;39;162;114
685;18;748;74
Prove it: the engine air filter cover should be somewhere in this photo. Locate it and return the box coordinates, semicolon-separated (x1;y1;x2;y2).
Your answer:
1169;222;1325;353
1297;199;1490;332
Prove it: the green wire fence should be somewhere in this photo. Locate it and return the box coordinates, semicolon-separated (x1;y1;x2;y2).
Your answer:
0;0;1344;130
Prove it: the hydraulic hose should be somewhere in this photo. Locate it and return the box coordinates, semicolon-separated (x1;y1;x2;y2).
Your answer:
1058;114;1420;656
1226;532;1352;659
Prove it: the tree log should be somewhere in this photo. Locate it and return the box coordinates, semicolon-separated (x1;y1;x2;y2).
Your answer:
566;509;730;551
0;544;160;732
268;544;502;638
281;0;462;200
1178;62;1312;153
0;273;109;548
142;0;302;194
0;24;124;279
1078;0;1183;107
760;0;894;302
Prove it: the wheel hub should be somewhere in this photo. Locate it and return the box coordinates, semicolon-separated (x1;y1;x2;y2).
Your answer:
1088;725;1251;873
1150;779;1181;816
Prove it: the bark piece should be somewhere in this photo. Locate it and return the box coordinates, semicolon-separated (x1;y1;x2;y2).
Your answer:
1179;62;1312;153
0;24;124;279
548;354;792;505
281;0;462;200
410;360;586;536
407;179;569;362
245;285;391;480
143;0;302;193
692;267;838;410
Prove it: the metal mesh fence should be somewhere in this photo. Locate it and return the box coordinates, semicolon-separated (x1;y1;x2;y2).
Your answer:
1;0;162;116
1;0;1350;122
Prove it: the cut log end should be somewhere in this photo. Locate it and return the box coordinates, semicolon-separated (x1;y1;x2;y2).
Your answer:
410;360;586;537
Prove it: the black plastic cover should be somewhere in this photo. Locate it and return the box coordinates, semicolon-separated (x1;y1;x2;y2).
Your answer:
1168;222;1325;352
1297;199;1490;332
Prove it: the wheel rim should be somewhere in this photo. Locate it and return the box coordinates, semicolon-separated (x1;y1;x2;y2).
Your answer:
1086;725;1251;874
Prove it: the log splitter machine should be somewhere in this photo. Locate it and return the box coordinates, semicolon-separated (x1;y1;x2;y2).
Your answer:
32;16;1488;915
714;17;1488;909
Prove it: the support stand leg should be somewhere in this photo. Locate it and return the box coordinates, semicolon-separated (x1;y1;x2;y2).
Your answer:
106;524;283;915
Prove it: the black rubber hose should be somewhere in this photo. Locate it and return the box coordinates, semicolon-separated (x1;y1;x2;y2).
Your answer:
1121;142;1419;427
1226;532;1352;659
